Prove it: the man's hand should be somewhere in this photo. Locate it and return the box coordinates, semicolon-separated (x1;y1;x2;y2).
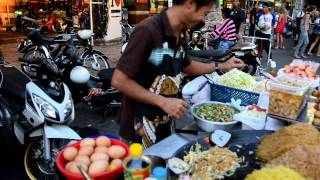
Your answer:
159;97;188;119
219;57;245;72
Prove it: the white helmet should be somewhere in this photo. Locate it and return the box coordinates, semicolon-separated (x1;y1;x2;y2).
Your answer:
78;29;94;40
70;66;90;84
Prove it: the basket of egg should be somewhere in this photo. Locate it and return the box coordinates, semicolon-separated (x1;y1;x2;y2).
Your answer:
56;136;129;180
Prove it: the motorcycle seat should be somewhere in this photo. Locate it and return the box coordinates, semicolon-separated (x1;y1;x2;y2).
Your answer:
230;42;256;51
97;68;115;87
0;65;31;103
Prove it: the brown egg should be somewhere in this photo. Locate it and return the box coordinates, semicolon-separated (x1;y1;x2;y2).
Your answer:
80;138;95;147
95;146;109;154
88;160;109;175
66;161;88;175
63;147;78;161
65;161;74;171
107;145;126;159
90;152;109;162
109;159;123;170
74;155;91;166
96;136;112;147
78;146;94;156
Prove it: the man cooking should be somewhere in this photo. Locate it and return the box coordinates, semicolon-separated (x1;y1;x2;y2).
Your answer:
111;0;245;148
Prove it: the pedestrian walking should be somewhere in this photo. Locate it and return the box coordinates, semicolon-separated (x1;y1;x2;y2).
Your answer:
294;7;313;59
255;1;276;60
307;10;320;56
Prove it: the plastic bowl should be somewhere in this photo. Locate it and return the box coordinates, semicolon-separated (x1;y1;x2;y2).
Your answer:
191;101;239;132
56;138;129;180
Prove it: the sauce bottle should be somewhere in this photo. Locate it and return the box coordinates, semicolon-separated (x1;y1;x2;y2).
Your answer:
124;143;151;180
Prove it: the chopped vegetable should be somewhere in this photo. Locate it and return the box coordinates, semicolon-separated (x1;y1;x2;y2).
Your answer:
184;144;241;180
193;103;239;122
217;69;256;90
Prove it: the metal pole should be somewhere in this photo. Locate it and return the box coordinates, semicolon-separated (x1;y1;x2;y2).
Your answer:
90;0;94;46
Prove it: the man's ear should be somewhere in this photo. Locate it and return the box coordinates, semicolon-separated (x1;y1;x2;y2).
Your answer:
184;0;195;10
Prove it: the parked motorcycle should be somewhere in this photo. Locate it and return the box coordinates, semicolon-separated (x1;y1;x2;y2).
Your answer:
0;60;81;179
18;29;110;79
210;42;260;75
20;30;121;113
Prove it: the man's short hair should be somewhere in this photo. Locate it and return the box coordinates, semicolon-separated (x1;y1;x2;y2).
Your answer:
173;0;216;9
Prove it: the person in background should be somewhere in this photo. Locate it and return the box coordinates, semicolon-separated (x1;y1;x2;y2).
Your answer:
294;7;313;59
275;7;290;49
307;11;320;56
249;2;258;36
207;8;237;52
229;0;246;39
294;5;307;41
255;2;276;61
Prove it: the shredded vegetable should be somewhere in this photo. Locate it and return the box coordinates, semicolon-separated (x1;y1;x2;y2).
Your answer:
183;144;241;180
217;69;256;90
193;103;239;122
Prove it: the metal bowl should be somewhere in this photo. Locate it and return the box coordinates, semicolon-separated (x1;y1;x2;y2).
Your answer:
191;101;239;132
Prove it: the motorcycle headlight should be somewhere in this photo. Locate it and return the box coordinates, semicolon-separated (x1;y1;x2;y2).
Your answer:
64;96;73;118
33;94;58;119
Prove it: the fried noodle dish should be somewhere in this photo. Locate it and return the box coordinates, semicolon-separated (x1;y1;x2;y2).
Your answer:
183;144;241;180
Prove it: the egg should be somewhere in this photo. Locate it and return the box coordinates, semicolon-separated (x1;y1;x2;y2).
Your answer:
107;145;126;159
74;155;91;166
109;159;123;170
63;147;78;161
90;152;109;162
66;161;88;175
95;146;109;154
80;138;95;147
96;136;112;147
65;161;74;171
78;146;94;156
88;160;109;175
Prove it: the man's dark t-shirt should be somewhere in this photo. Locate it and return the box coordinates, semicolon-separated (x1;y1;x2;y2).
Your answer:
116;11;191;141
229;7;246;34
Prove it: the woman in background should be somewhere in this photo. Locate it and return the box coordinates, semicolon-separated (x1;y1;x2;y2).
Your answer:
275;7;289;49
307;11;320;56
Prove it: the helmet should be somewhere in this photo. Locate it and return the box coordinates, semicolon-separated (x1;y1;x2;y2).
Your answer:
78;29;94;40
70;66;90;84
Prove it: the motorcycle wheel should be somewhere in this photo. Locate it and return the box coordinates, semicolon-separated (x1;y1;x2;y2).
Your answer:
24;138;70;180
81;50;110;79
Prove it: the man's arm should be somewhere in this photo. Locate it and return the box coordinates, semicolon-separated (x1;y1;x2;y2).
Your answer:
183;57;245;75
112;69;188;118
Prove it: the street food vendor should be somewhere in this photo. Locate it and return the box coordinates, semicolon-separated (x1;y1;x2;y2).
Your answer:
111;0;245;148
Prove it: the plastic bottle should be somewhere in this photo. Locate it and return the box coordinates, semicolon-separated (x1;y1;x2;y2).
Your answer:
124;143;151;180
269;60;277;77
152;167;167;180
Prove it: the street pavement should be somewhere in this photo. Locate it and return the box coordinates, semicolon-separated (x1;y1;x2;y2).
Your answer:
0;32;319;179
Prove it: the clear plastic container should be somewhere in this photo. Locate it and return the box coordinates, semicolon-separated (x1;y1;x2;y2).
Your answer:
267;81;306;119
275;75;313;93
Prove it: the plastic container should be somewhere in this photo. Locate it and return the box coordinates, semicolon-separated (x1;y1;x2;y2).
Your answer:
267;81;306;119
275;75;313;93
56;138;130;180
278;68;320;88
124;143;151;180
